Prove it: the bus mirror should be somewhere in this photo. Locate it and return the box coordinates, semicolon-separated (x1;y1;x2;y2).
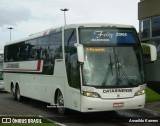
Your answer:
141;43;157;63
74;43;84;63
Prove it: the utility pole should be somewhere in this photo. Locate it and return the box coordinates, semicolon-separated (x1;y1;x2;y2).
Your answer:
7;27;14;41
60;8;69;26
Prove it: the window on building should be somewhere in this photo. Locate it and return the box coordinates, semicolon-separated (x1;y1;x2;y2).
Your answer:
140;19;150;39
152;16;160;37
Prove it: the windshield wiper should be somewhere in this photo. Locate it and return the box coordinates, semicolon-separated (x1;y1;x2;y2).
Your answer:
102;53;113;87
109;53;113;75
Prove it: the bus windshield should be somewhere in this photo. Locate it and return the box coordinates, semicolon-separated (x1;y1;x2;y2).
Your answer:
82;47;144;87
79;28;145;87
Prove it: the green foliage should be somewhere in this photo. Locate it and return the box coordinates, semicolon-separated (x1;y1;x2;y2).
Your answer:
146;87;160;103
142;45;150;55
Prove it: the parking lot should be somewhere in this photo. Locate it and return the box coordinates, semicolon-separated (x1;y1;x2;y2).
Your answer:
0;91;56;117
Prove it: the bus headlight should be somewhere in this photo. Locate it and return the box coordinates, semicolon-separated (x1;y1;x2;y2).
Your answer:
82;91;100;98
135;89;145;96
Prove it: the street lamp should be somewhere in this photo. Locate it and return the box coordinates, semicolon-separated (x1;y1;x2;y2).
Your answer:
7;27;14;41
60;8;69;25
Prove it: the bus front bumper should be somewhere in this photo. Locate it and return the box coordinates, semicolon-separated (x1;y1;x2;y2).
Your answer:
80;94;145;112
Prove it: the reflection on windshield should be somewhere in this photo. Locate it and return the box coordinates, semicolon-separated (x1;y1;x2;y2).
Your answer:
82;47;144;87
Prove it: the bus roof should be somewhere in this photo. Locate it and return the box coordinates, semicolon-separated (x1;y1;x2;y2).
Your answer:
5;23;135;46
64;23;134;29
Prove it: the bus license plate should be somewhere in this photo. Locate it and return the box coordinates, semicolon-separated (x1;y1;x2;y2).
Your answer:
113;102;124;107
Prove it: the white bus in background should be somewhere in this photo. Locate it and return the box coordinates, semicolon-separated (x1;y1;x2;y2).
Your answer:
3;24;157;115
0;52;4;91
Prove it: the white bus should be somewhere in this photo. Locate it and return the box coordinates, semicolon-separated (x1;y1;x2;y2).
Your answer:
3;24;157;115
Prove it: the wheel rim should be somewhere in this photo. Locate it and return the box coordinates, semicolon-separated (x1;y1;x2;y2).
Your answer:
57;91;65;114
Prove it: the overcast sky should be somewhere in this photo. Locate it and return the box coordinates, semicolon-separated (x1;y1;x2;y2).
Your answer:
0;0;140;51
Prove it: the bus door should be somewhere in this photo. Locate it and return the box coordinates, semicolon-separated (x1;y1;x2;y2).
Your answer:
65;29;81;111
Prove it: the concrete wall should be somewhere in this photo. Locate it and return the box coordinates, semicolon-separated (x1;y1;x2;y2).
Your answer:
138;0;160;20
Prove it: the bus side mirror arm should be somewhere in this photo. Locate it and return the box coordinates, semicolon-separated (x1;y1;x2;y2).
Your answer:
141;43;157;62
74;43;84;64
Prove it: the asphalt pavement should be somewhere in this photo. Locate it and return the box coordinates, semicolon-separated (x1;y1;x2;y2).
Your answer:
145;101;160;112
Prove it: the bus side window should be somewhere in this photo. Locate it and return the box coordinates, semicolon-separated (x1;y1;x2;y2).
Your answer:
49;32;62;59
38;36;49;59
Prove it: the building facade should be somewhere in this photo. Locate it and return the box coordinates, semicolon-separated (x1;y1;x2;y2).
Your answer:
138;0;160;58
138;0;160;93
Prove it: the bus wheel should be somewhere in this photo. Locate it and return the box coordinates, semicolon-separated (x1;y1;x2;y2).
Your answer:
15;85;22;102
56;90;65;115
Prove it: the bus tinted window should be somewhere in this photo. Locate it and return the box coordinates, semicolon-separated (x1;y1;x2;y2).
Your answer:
49;32;62;59
79;28;139;45
4;33;63;62
38;36;49;59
